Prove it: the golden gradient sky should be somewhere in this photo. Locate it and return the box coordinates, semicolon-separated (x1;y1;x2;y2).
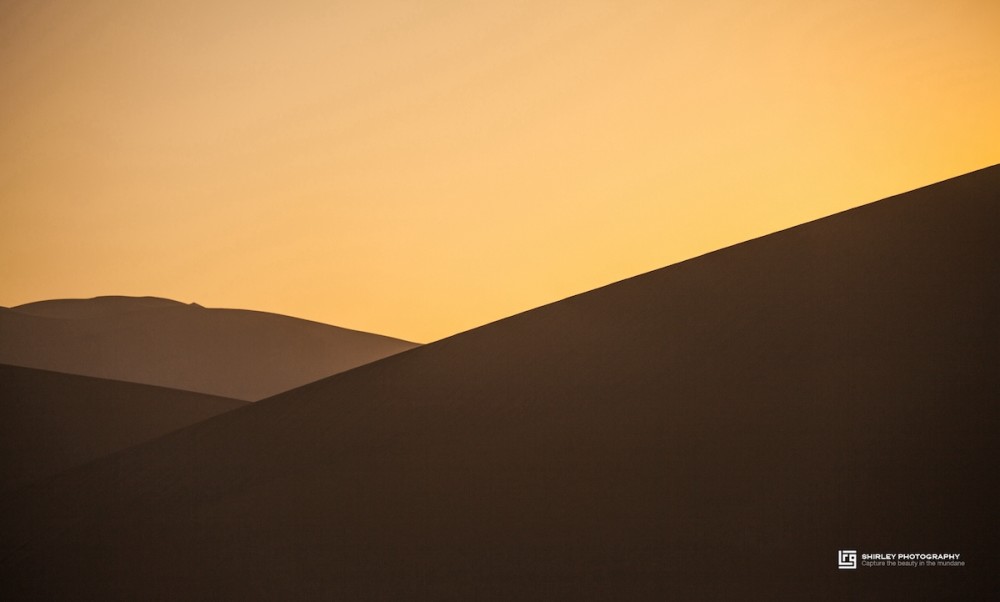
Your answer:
2;0;998;342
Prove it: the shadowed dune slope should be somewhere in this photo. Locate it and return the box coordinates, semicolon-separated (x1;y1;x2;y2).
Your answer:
0;298;417;400
0;364;247;494
1;166;998;599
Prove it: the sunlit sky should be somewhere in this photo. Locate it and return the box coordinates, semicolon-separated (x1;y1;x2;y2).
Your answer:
2;1;998;342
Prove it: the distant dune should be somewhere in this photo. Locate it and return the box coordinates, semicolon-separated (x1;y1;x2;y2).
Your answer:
1;166;997;599
0;363;246;493
0;297;417;400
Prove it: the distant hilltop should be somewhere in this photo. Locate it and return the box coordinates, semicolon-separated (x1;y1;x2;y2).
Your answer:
0;296;417;400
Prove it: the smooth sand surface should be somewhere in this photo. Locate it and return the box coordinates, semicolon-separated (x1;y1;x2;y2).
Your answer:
0;298;417;400
0;364;247;493
1;166;997;599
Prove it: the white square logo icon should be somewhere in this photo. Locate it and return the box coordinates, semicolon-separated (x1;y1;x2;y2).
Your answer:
838;550;857;569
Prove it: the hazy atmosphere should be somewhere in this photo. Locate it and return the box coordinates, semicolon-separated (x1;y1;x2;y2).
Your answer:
2;0;998;342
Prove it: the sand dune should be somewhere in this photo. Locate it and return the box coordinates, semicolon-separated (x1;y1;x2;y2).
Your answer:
1;166;997;599
0;297;417;400
0;363;246;493
8;295;188;319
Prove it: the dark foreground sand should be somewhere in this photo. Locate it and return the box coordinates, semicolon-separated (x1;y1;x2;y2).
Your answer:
0;298;417;400
0;364;246;493
1;166;997;599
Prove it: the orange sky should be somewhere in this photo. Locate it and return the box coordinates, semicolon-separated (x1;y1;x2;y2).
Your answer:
2;0;998;343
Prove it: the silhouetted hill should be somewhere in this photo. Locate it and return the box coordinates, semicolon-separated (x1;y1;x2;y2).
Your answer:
0;363;246;493
0;297;417;400
9;296;187;319
1;166;997;599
